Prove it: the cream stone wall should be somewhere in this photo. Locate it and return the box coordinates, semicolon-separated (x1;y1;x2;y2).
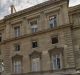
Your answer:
0;0;80;75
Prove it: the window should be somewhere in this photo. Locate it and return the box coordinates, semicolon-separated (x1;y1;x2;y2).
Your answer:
14;26;20;37
51;54;61;70
0;60;4;72
30;20;38;33
51;36;58;44
49;15;57;28
30;51;41;72
13;60;22;74
0;33;2;42
0;48;1;55
15;44;20;51
32;41;38;48
31;58;40;72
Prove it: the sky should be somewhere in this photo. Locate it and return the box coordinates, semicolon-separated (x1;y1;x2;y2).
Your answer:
0;0;80;20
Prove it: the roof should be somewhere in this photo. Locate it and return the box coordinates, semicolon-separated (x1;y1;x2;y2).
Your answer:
69;4;80;15
69;4;80;12
0;0;69;22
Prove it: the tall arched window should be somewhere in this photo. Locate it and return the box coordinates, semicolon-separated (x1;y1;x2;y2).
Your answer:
29;51;41;72
12;55;22;74
49;47;63;70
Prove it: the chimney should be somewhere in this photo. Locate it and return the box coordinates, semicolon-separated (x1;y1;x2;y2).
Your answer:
10;5;16;14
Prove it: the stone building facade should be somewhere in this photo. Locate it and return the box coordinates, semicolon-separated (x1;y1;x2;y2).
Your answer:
0;0;80;75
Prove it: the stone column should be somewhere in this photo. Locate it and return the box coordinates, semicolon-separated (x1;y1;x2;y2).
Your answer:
40;11;48;30
75;45;80;69
62;3;69;24
63;27;75;69
3;44;11;75
42;51;50;71
5;21;11;40
26;18;31;34
58;7;64;25
21;17;28;35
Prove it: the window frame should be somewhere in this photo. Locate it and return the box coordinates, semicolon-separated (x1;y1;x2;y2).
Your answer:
30;20;38;33
31;57;40;72
14;43;20;51
49;48;63;70
51;53;62;70
13;60;22;74
49;15;57;28
0;33;2;42
51;36;58;44
32;41;38;48
29;51;41;72
12;55;23;74
14;26;20;37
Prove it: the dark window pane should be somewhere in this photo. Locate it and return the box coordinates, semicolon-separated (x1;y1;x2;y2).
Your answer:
32;41;38;48
0;37;2;42
0;33;2;42
15;44;20;51
57;58;60;69
52;37;58;44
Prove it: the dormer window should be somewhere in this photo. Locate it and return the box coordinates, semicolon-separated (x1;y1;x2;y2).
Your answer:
30;20;38;33
49;15;57;28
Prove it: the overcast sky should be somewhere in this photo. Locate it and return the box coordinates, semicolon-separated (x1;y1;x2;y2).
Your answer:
0;0;80;20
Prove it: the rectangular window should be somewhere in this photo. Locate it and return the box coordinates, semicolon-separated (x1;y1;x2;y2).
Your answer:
32;41;38;48
0;60;4;72
32;58;40;72
14;26;20;37
51;36;58;44
51;54;61;70
15;44;20;51
49;15;57;28
0;48;1;55
0;33;2;42
30;20;38;33
13;60;21;74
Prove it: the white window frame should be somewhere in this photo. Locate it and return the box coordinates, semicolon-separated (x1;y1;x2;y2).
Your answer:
30;20;38;33
51;53;62;70
13;60;22;74
49;15;57;28
14;26;20;37
31;58;40;72
31;25;38;33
